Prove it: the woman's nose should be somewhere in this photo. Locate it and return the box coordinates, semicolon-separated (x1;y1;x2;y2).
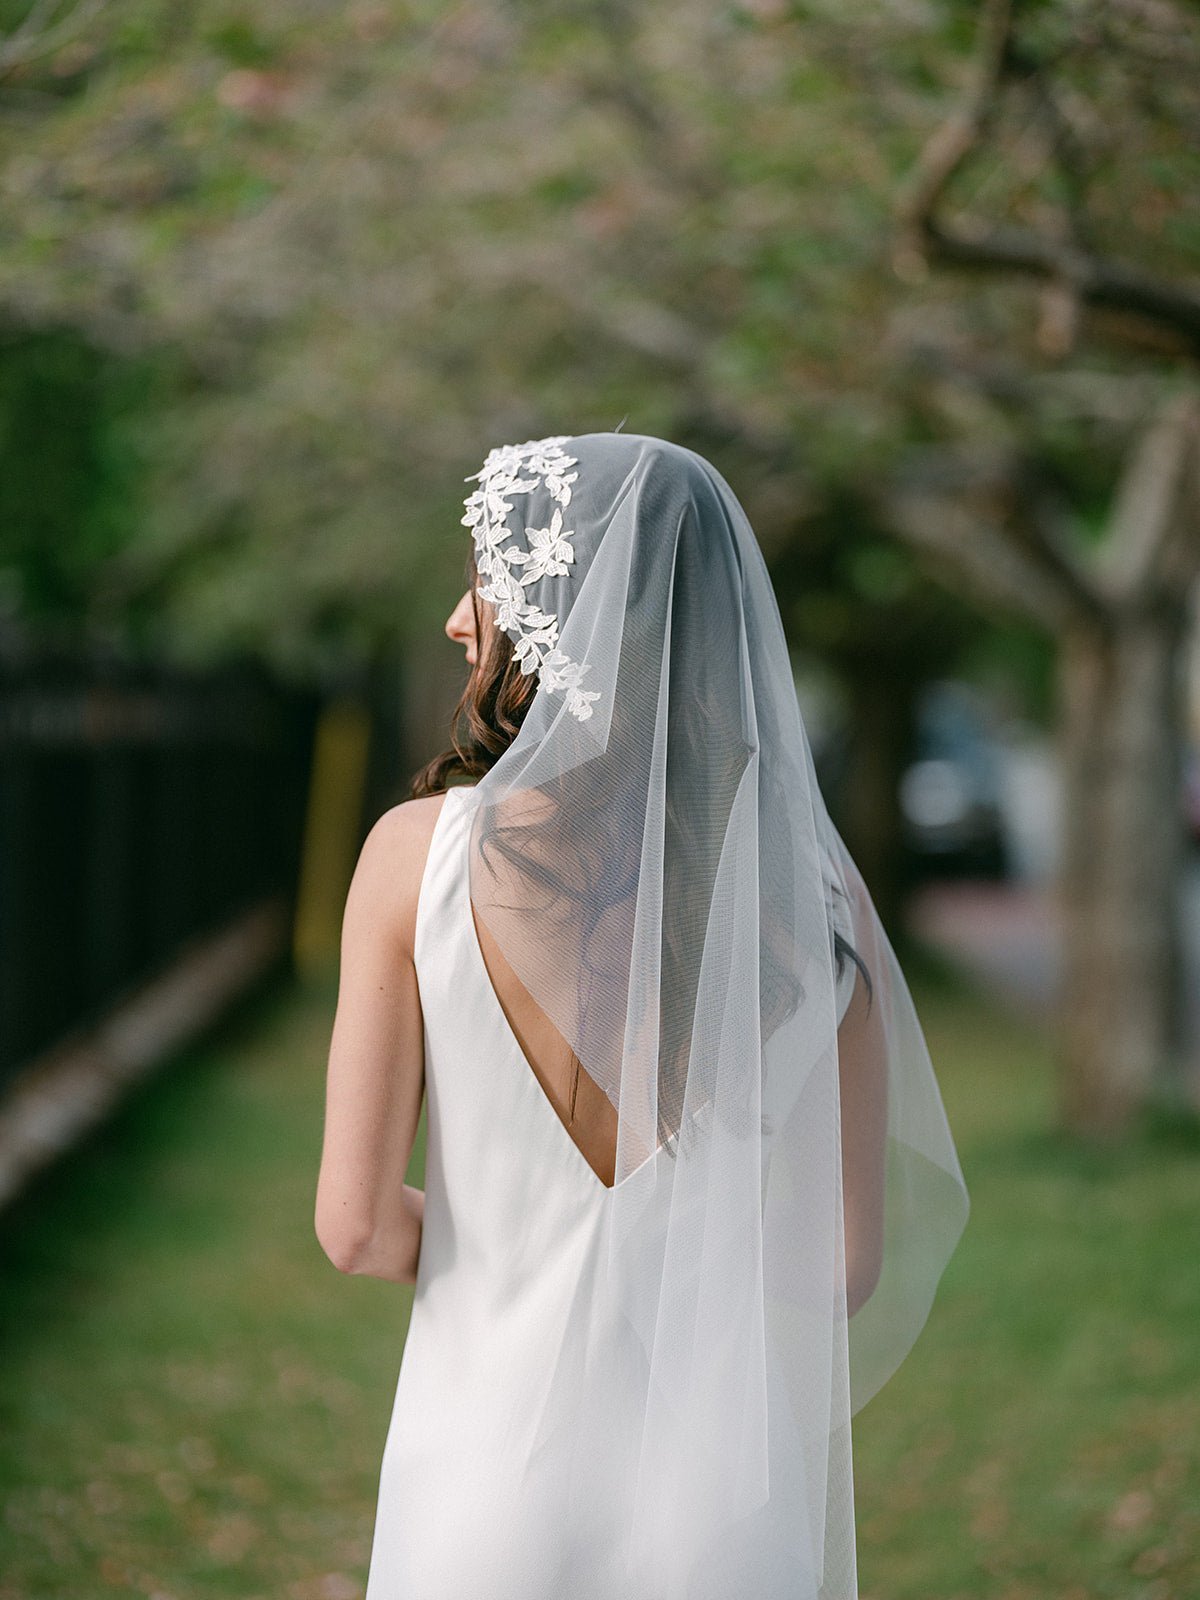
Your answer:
445;591;477;662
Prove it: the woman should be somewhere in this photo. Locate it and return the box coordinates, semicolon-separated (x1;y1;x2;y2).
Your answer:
315;432;969;1599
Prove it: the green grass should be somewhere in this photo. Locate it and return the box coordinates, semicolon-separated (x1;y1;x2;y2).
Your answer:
853;948;1200;1600
0;957;1196;1599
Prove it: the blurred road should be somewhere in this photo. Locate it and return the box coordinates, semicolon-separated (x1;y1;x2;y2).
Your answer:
909;877;1060;1017
909;857;1200;1094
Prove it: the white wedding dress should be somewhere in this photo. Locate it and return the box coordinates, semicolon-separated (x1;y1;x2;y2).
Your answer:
364;781;859;1600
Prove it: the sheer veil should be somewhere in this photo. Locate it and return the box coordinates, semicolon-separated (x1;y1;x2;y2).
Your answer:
459;431;969;1598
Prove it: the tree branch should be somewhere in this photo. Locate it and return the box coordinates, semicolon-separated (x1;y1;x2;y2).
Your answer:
893;0;1014;246
0;0;105;80
921;217;1200;358
893;0;1200;356
1099;388;1200;605
883;446;1085;632
1005;455;1110;625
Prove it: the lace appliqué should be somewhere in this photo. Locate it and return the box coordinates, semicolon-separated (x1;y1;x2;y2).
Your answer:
462;435;601;722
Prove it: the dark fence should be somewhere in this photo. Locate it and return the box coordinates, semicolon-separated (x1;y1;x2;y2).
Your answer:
0;636;320;1093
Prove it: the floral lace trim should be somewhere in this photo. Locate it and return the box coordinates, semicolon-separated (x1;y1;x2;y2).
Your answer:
461;435;601;722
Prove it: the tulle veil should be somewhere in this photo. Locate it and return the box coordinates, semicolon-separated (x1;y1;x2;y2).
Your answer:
459;430;969;1598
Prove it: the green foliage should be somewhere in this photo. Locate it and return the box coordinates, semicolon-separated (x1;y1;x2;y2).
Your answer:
0;0;1193;687
0;331;149;629
0;968;1196;1597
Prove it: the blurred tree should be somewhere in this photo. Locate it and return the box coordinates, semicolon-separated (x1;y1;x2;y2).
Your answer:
0;0;982;907
0;1;1004;639
0;0;1196;1130
769;481;978;929
0;328;150;639
885;0;1200;1134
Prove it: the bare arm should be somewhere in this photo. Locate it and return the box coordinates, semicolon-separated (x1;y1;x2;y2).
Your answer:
314;794;445;1284
834;855;890;1319
837;956;889;1317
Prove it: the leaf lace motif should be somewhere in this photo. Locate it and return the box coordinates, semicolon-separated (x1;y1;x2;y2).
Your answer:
462;436;601;722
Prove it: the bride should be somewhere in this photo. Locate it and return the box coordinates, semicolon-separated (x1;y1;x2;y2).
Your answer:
316;431;969;1598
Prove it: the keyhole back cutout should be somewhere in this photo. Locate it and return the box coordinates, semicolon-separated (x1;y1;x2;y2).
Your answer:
467;895;621;1191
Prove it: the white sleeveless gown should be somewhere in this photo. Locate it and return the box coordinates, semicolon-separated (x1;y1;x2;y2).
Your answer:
363;782;856;1599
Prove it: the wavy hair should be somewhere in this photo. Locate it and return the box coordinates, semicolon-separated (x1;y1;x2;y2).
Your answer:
409;546;537;797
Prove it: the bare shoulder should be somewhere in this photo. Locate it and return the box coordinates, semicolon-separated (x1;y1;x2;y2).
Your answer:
372;790;452;853
347;790;454;957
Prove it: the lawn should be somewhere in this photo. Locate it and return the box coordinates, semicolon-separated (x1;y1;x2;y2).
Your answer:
0;955;1196;1599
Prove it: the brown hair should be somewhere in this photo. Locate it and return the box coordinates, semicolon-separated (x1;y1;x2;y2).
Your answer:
409;546;537;799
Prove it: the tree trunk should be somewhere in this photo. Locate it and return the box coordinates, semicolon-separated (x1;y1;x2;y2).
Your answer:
1056;605;1189;1135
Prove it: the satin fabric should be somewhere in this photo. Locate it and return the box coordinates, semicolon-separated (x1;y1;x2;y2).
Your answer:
364;783;858;1598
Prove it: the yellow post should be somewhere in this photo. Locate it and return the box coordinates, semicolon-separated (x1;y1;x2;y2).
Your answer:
292;696;373;977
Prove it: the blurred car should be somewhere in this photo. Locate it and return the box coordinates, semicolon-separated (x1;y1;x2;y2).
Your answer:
899;680;1010;880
